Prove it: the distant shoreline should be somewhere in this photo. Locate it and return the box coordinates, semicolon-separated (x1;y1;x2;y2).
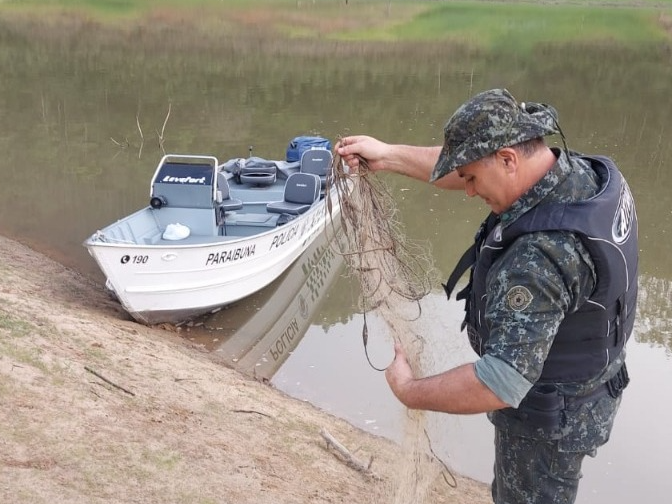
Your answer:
2;0;670;50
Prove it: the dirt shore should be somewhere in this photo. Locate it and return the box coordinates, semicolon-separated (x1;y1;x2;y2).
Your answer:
0;235;491;504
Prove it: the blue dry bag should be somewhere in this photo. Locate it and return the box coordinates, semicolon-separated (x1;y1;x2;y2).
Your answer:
286;136;332;162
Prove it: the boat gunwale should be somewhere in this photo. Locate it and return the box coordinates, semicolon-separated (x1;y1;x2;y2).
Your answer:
83;192;337;250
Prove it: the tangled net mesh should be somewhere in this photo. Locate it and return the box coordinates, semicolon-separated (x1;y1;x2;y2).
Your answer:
326;149;456;502
330;159;431;302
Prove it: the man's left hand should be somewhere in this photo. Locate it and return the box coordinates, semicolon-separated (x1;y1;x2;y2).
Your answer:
385;342;416;406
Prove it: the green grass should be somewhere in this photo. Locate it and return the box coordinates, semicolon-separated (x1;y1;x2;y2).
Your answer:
0;308;46;365
0;310;34;337
381;1;669;50
1;0;293;12
3;0;146;17
1;0;670;49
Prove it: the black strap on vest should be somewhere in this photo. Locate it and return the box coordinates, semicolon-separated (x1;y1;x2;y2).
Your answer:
442;212;499;300
442;244;475;300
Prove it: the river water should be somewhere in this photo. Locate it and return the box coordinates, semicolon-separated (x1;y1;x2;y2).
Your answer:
1;23;671;503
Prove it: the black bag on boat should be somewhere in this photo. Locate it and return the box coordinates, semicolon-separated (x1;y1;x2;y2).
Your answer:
286;136;332;162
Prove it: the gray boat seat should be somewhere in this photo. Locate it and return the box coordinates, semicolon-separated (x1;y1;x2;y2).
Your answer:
216;172;243;229
266;172;321;215
299;148;333;189
217;172;243;212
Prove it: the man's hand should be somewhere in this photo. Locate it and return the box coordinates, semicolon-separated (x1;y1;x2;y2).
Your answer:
336;136;461;189
384;343;510;413
385;342;416;407
335;135;391;173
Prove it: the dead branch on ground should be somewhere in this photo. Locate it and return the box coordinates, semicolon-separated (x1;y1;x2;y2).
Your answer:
84;366;135;396
319;428;380;480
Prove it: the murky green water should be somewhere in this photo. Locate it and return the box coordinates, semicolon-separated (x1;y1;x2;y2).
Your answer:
1;26;671;502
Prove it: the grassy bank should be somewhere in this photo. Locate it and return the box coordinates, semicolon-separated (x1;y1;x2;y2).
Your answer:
1;0;670;50
382;2;670;51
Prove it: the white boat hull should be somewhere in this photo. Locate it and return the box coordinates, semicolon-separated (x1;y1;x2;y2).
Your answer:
83;152;345;325
87;201;339;324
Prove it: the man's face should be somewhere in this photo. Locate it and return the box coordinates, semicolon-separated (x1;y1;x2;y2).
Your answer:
456;152;517;214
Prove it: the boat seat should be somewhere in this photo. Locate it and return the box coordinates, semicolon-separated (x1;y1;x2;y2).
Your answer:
217;172;243;212
216;172;244;232
266;172;321;216
299;148;333;189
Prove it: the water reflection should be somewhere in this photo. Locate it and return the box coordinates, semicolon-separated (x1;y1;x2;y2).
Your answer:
184;225;345;381
636;274;672;352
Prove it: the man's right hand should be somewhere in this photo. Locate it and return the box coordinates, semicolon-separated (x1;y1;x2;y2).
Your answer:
335;135;391;173
335;135;461;190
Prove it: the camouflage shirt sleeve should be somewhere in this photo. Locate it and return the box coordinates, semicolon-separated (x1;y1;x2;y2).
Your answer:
474;229;596;406
474;353;532;407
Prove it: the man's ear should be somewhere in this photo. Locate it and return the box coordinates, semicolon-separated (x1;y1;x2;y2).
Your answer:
496;147;518;172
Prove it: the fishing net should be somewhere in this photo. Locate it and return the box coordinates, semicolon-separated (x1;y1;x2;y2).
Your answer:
326;151;456;502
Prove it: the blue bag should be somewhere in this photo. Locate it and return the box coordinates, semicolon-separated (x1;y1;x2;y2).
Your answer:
286;136;332;162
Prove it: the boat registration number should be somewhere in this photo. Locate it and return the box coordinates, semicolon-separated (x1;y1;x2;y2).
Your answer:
121;255;149;265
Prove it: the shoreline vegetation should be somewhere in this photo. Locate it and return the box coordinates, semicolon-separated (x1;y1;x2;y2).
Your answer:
1;0;671;55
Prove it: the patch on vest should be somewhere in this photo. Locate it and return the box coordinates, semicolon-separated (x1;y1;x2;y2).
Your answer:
612;179;636;244
506;286;533;311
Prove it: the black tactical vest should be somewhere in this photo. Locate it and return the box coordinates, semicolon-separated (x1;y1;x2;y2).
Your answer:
444;155;638;383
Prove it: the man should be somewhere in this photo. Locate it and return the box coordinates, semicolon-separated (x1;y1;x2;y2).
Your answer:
336;89;638;504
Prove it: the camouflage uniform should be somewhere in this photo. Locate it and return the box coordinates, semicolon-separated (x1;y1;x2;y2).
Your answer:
482;150;625;504
432;89;633;504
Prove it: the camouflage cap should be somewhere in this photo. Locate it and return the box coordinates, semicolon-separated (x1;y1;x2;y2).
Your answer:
430;88;560;182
